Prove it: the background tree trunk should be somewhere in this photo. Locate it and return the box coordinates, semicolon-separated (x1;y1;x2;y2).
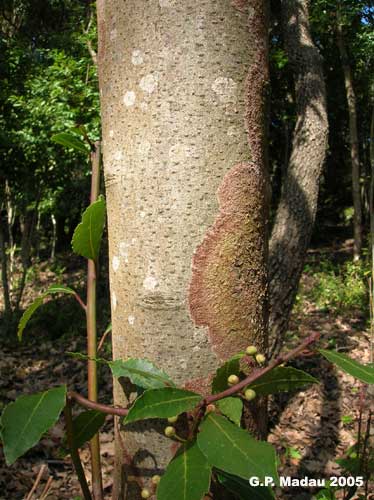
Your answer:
0;210;12;318
336;18;362;261
268;0;328;356
97;0;269;498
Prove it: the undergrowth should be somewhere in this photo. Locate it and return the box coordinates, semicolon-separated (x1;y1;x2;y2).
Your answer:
297;256;369;316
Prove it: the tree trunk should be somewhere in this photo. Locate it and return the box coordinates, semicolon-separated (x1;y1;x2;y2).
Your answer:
268;0;328;356
50;214;57;260
5;180;16;279
336;18;362;261
96;1;269;498
0;209;12;318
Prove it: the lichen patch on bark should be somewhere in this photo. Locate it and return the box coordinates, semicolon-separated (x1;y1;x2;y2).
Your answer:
188;162;268;360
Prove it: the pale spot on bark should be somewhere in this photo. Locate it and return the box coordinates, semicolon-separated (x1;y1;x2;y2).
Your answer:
139;211;146;218
131;49;144;65
109;130;114;138
128;315;135;325
168;143;190;163
159;0;177;7
114;150;123;161
112;255;120;272
140;102;149;111
112;291;117;311
227;125;239;137
138;140;151;156
143;275;158;291
110;29;117;41
139;74;158;94
196;15;205;30
123;91;136;106
211;77;238;103
119;242;130;263
248;6;255;18
180;359;187;370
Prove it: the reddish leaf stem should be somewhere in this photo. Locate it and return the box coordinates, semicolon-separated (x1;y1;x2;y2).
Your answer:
68;391;128;417
74;292;87;311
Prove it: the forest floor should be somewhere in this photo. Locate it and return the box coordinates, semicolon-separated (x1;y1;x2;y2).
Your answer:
0;241;373;500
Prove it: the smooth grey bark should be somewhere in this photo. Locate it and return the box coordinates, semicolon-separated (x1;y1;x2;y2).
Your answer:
269;0;328;355
336;18;362;261
96;0;269;498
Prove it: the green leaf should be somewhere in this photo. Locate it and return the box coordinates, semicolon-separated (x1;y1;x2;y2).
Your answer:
197;413;278;484
0;385;67;465
319;349;374;384
217;397;243;426
157;441;211;500
212;356;241;394
125;388;201;424
110;358;175;390
71;410;106;449
335;456;360;475
314;489;336;500
103;322;112;335
18;285;76;340
248;367;318;396
72;196;106;261
52;132;89;153
217;472;275;500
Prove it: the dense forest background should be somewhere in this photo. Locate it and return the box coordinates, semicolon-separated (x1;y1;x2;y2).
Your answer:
0;1;374;499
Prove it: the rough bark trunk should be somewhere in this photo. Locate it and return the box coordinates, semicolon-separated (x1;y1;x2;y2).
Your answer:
336;19;362;261
96;1;269;498
268;0;328;356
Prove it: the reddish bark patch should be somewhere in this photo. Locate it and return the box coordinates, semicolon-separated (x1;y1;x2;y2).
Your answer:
188;162;268;361
184;374;213;397
231;0;248;12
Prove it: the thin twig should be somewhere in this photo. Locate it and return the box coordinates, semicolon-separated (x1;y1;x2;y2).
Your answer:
84;7;97;65
361;410;372;498
64;401;92;500
39;476;53;500
357;384;366;458
97;326;112;352
25;464;46;500
86;142;103;499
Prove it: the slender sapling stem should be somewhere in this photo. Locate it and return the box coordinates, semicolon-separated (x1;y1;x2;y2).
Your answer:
86;141;103;499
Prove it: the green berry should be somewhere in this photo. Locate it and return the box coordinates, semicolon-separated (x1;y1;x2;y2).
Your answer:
151;475;161;485
167;415;178;424
164;426;176;437
141;489;151;499
246;345;257;356
244;388;257;401
227;374;239;385
255;354;266;364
